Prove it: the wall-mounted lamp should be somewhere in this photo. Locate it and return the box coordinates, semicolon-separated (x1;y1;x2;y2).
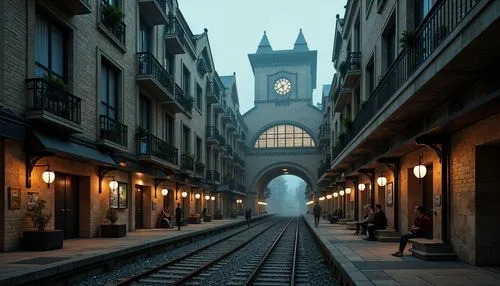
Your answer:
358;183;366;191
109;178;118;191
181;191;188;198
42;167;55;188
333;192;339;198
345;187;351;195
98;167;118;194
376;173;387;187
413;155;427;179
161;188;169;196
339;190;345;196
195;193;200;199
326;194;332;199
26;156;56;189
205;195;210;200
211;196;215;201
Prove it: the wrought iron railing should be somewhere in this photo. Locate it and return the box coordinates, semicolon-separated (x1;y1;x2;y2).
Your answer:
99;0;126;45
206;126;220;141
154;0;167;13
206;81;220;102
136;52;174;92
332;0;480;161
99;115;127;147
225;144;233;157
206;170;220;182
165;17;184;43
26;78;81;124
173;84;193;113
319;124;330;138
136;134;178;165
346;52;361;71
181;153;194;171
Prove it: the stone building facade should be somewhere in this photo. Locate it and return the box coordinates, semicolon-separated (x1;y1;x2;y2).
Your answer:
318;0;500;265
0;0;247;251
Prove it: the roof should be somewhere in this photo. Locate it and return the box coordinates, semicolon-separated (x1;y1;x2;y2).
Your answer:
293;29;309;51
256;31;273;53
219;75;235;90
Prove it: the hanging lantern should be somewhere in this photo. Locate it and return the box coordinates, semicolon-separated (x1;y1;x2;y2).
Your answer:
345;187;352;195
161;188;169;196
108;179;118;191
326;194;332;199
181;191;188;198
333;192;338;198
205;195;210;200
358;183;366;191
413;156;427;179
377;175;387;187
195;193;200;199
42;168;55;188
211;196;215;201
339;190;345;196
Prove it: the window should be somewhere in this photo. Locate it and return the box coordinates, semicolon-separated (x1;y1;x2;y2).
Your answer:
183;65;191;96
415;0;433;27
165;51;175;75
139;94;151;131
110;182;127;209
35;13;67;81
365;55;375;96
382;14;396;72
139;20;152;53
165;114;174;144
196;84;203;110
254;124;315;148
100;60;119;120
182;125;190;153
196;137;202;161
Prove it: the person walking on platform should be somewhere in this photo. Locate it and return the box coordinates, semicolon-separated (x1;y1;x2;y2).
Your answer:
313;201;322;227
175;203;182;231
245;208;252;228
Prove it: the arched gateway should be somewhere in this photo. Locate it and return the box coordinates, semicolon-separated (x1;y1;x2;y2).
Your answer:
242;30;322;213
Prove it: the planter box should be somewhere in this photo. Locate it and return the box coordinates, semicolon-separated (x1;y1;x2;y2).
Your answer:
22;230;64;251
213;214;223;220
101;224;127;238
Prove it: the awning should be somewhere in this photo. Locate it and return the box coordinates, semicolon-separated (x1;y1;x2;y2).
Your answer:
28;131;116;167
213;186;247;197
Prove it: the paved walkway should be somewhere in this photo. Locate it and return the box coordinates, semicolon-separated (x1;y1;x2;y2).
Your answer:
304;215;500;286
0;217;251;285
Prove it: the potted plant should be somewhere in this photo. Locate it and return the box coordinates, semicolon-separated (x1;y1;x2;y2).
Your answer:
43;74;68;91
101;208;126;238
213;209;223;220
136;126;149;154
101;4;124;28
400;30;416;50
182;96;194;113
23;199;63;251
342;117;352;131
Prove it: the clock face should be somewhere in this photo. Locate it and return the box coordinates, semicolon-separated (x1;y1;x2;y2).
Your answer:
274;78;291;95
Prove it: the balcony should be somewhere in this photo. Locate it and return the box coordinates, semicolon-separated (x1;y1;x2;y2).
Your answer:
334;87;352;112
164;83;193;116
99;0;126;48
214;136;226;153
136;52;174;101
227;122;236;132
319;124;330;146
222;110;232;123
206;81;220;104
136;134;178;168
195;161;205;178
223;144;233;159
206;170;220;183
206;126;220;145
180;153;195;173
138;0;167;26
58;0;92;15
26;78;82;133
342;52;361;88
227;178;235;190
317;159;331;179
234;153;245;169
164;17;185;55
98;115;128;151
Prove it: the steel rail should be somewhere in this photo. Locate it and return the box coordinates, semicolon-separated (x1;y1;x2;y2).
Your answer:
115;217;274;286
290;217;299;285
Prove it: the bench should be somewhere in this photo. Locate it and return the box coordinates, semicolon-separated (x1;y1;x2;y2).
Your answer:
409;238;457;261
374;229;401;242
346;221;358;230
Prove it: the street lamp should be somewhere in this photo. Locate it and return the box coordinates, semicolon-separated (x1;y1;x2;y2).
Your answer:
161;188;169;196
205;195;210;200
345;188;351;195
41;167;55;188
339;190;345;196
211;196;215;201
413;155;427;179
377;174;387;187
195;193;200;199
333;192;338;198
326;194;332;199
358;183;366;191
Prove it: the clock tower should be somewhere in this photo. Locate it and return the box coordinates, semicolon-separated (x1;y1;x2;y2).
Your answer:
248;29;317;105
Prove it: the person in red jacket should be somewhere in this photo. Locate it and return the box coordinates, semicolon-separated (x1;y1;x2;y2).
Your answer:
392;206;431;257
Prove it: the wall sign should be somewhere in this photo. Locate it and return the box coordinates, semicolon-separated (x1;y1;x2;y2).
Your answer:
8;187;21;209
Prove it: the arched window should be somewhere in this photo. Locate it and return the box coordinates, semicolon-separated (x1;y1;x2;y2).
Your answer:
254;124;315;148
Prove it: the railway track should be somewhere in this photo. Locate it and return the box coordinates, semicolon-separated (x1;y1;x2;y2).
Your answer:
115;217;285;286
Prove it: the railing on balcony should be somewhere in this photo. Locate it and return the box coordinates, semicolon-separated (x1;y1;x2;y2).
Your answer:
206;81;220;103
317;160;331;178
99;0;126;45
155;0;167;12
99;115;127;147
319;124;330;138
195;161;205;176
237;183;246;193
136;134;178;165
136;52;174;92
181;153;195;171
26;78;81;124
332;0;480;161
225;144;233;157
346;52;361;71
206;126;220;142
234;153;245;168
165;17;184;42
206;170;220;182
173;84;193;113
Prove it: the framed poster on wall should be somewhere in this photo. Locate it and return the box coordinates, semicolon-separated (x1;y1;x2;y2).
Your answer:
9;187;21;209
386;182;393;206
110;183;128;209
27;192;39;210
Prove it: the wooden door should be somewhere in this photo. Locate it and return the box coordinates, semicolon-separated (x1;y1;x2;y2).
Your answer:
55;174;79;239
135;187;144;229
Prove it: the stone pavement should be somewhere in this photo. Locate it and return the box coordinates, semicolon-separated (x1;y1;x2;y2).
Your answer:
304;215;500;286
0;217;255;285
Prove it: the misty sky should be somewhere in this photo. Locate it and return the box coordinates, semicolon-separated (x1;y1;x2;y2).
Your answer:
180;0;346;114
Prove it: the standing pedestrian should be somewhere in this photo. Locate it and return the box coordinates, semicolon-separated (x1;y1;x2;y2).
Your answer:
175;203;182;231
245;208;252;228
313;201;322;227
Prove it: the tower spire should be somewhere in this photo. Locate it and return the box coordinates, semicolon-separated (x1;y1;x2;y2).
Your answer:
257;31;273;53
293;28;309;51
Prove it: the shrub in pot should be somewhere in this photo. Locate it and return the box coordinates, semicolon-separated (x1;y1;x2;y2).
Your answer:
101;208;126;238
23;199;63;251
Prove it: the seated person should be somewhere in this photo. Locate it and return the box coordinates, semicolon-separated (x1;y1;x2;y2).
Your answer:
159;207;173;228
366;204;387;241
355;204;374;235
392;206;431;257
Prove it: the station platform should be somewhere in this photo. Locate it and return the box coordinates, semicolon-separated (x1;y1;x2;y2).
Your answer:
0;216;266;286
303;215;500;286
